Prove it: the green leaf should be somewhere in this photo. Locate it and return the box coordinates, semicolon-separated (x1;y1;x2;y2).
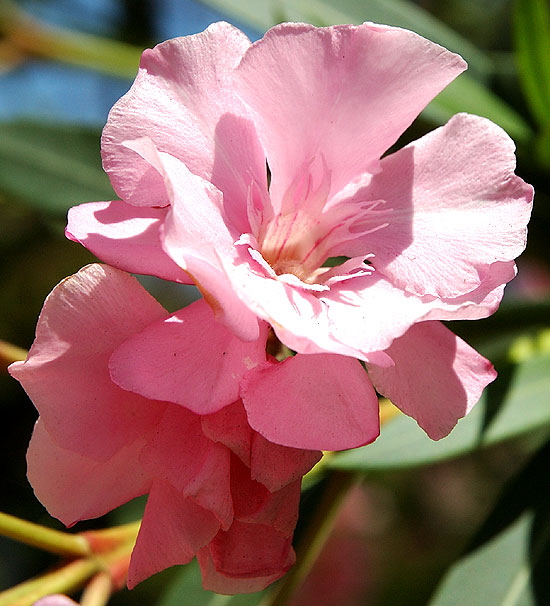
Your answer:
0;121;114;214
428;441;550;605
329;351;550;471
425;73;532;143
158;560;265;606
200;0;532;142
514;0;550;130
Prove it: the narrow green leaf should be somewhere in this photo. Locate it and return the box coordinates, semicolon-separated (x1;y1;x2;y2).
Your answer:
329;352;550;471
0;121;114;214
514;0;550;130
428;441;550;605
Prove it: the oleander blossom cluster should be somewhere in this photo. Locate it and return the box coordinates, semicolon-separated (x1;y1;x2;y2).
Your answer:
10;20;532;594
10;265;321;592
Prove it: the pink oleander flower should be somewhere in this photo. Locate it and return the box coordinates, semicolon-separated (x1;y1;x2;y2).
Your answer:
9;264;322;593
66;21;533;442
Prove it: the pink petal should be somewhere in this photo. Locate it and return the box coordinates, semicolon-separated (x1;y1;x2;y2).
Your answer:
207;520;294;579
127;479;221;589
150;149;261;341
367;321;497;439
241;354;380;451
33;596;79;606
110;299;267;415
201;401;254;467
231;459;302;536
423;261;518;321
197;545;295;594
9;264;167;460
351;113;533;298
250;434;321;492
102;22;266;213
139;405;233;529
234;22;465;209
27;420;152;527
66;202;190;283
224;255;369;359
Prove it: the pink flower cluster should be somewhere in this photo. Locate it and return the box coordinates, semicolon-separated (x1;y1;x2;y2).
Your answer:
10;20;532;594
10;264;321;592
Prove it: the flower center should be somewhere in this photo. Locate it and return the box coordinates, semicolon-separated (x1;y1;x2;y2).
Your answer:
258;210;330;282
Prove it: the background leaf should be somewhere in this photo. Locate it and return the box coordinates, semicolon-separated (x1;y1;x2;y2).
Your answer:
329;351;550;471
428;440;550;605
0;121;114;214
513;0;550;130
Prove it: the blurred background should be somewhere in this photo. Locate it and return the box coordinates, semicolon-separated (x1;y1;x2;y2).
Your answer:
0;1;549;604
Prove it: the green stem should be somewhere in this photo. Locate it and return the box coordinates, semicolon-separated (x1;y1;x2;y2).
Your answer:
0;512;91;558
263;471;361;606
80;571;112;606
0;558;99;606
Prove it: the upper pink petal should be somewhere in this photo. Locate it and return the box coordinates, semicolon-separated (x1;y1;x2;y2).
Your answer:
9;264;167;460
27;420;152;527
102;22;266;212
367;321;497;439
241;354;380;451
234;22;466;209
66;201;191;283
151;148;261;341
110;298;267;415
127;478;221;589
348;113;533;298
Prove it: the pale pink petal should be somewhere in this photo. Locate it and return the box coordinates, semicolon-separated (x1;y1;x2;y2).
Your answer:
323;263;518;358
347;113;533;298
197;545;295;594
33;596;79;606
102;22;266;213
139;405;233;529
423;261;518;321
110;299;267;415
234;22;465;208
241;354;380;451
367;321;497;439
250;434;321;492
146;149;261;341
27;420;152;527
66;202;191;283
127;479;221;589
9;264;167;460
